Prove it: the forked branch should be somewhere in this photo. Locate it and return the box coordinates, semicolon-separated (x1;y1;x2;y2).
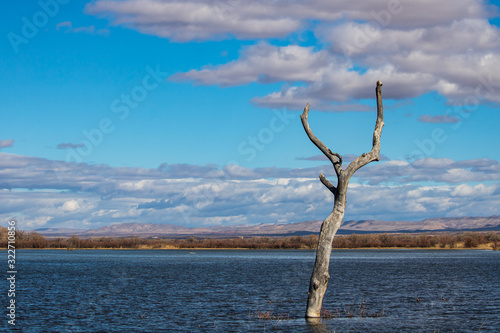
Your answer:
344;81;385;179
300;103;343;178
300;82;384;195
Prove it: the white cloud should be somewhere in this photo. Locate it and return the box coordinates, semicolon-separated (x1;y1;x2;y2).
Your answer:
203;215;248;225
451;183;497;197
222;164;257;178
61;200;80;212
354;157;500;184
85;0;500;110
172;42;335;86
56;21;110;36
161;6;500;108
0;139;14;148
86;0;302;41
418;115;461;123
1;152;499;229
324;18;500;101
412;157;455;169
87;0;495;41
24;216;52;229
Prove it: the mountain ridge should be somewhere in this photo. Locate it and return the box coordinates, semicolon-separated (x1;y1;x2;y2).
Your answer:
36;215;500;238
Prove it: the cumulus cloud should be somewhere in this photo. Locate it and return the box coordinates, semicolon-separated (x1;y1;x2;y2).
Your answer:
0;139;14;148
56;21;110;36
84;0;500;106
61;199;81;212
1;152;499;229
412;158;455;169
157;2;500;108
172;43;335;86
354;157;500;185
297;155;329;161
86;0;495;41
85;0;302;41
177;24;500;107
345;182;500;221
451;183;496;197
85;0;500;110
323;19;500;103
418;115;461;123
57;142;85;149
174;41;434;103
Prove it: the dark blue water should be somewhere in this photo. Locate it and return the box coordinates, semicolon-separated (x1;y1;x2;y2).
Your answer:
4;249;500;332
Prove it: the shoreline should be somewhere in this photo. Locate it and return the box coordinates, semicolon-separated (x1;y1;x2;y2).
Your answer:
3;230;498;251
3;245;498;251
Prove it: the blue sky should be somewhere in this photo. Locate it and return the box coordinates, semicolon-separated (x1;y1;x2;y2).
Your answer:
1;0;500;230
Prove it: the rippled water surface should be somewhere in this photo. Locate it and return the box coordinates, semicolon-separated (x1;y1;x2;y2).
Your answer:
7;249;500;332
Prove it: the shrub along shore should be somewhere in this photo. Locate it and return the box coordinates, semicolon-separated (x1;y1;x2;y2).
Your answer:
1;227;499;250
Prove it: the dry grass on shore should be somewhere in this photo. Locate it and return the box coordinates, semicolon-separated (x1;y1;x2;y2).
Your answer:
1;226;499;250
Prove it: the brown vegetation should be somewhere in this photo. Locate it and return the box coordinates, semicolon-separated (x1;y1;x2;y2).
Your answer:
251;310;291;321
0;227;498;250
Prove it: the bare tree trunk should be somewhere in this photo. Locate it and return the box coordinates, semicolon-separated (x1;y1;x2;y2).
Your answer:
301;81;385;318
305;193;346;317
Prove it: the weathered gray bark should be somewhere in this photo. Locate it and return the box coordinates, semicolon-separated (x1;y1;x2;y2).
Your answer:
301;81;385;318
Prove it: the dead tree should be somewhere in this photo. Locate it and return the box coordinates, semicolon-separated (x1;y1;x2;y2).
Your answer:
301;81;384;318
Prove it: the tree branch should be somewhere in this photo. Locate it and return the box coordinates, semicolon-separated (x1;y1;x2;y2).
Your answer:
319;173;336;195
344;81;385;179
300;103;343;178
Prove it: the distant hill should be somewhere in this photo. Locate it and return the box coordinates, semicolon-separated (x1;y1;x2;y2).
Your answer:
34;227;87;237
341;216;500;233
36;216;500;238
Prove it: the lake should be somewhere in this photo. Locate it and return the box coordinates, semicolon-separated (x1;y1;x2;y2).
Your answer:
6;249;500;332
